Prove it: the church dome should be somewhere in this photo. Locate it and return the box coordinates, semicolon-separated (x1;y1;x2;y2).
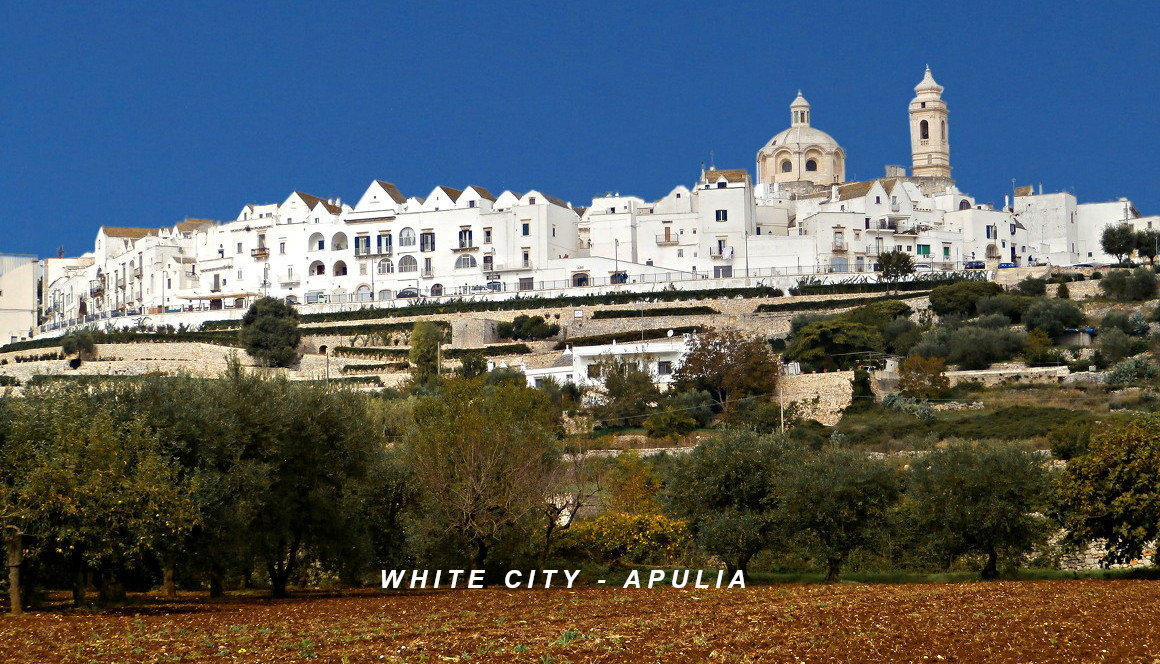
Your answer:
761;125;842;154
756;92;846;187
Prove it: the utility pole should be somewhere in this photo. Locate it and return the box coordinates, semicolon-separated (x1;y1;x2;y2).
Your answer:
778;378;786;433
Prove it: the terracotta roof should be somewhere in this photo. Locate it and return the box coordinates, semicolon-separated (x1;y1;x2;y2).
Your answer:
701;168;750;184
436;186;463;202
464;185;496;202
573;206;589;217
102;226;159;239
541;193;570;209
801;178;899;201
1014;185;1034;197
176;219;215;232
294;191;341;214
374;180;407;204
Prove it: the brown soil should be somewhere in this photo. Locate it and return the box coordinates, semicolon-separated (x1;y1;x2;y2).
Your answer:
2;580;1159;663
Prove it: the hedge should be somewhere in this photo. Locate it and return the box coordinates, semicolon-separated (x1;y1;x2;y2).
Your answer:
790;274;980;296
198;286;786;329
0;330;241;354
554;326;702;350
754;292;932;314
590;305;719;319
333;343;532;360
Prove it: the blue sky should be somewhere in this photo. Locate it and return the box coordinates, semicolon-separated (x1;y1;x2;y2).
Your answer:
1;1;1156;257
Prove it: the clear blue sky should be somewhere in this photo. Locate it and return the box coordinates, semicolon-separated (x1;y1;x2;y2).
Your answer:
2;1;1156;257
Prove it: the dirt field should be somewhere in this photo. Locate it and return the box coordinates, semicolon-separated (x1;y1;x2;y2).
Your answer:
3;580;1159;663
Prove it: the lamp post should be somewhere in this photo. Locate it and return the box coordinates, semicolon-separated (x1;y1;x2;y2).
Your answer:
744;230;750;279
614;238;619;283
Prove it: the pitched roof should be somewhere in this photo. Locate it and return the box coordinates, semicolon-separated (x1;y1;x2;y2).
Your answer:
573;206;589;217
176;219;215;232
701;168;750;184
294;191;341;214
464;185;496;202
435;186;463;202
1014;185;1034;197
374;180;407;204
102;226;159;239
801;178;898;201
541;193;570;209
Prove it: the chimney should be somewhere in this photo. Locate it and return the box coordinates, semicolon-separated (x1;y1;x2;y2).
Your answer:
830;184;839;202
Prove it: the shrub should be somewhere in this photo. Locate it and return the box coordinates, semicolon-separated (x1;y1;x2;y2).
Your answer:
898;356;950;399
1048;420;1092;460
913;325;1024;370
591;305;718;319
560;513;690;564
1105;356;1160;386
1056;282;1071;299
1014;277;1048;297
882;393;935;420
1023;299;1084;339
642;410;699;439
496;314;560;341
928;281;1004;317
60;330;97;359
1100;268;1158;301
755;292;932;315
976;294;1033;323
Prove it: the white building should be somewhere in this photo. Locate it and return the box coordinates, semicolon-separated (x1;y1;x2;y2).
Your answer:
522;337;690;390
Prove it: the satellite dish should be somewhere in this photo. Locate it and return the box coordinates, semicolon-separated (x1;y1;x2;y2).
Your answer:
667;329;674;337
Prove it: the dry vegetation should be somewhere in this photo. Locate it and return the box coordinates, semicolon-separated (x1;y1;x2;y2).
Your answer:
4;581;1160;663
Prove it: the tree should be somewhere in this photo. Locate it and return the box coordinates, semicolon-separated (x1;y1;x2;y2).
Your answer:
1056;281;1070;299
238;297;300;367
458;351;487;379
1055;415;1160;566
1101;223;1137;264
663;431;797;579
60;330;97;361
673;330;780;412
1099;267;1157;301
1014;277;1048;297
1023;298;1084;339
592;356;660;428
907;440;1049;579
898;355;950;399
784;319;883;371
1135;229;1160;266
1098;328;1135;364
846;367;876;412
928;281;1003;317
408;378;558;569
778;447;898;582
497;315;560;341
877;249;915;293
408;321;444;389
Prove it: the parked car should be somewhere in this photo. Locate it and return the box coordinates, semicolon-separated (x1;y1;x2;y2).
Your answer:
396;288;420;298
913;263;933;271
963;260;986;269
997;262;1017;269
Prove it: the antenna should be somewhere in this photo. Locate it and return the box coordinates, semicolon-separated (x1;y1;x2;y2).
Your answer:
709;151;716;170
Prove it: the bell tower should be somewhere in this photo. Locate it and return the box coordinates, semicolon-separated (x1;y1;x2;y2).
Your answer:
909;66;951;178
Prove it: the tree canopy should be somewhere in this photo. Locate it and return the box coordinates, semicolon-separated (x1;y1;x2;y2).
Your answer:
238;297;300;367
673;330;779;411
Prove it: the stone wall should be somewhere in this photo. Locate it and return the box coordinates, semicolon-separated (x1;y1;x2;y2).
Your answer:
779;371;855;426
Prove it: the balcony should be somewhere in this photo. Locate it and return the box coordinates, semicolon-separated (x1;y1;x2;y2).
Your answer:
115;277;126;289
251;247;270;259
421;269;434;278
452;243;479;252
708;247;733;260
280;279;300;288
832;240;847;252
89;282;105;298
655;234;679;246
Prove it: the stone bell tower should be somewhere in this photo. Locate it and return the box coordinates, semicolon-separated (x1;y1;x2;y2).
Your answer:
909;66;951;178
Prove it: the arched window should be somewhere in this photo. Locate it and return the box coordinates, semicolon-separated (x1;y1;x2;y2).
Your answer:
959;199;972;210
920;119;929;140
331;232;348;251
309;260;325;276
333;261;348;276
377;289;392;301
780;160;792;173
941;120;946;140
355;285;372;301
430;284;443;296
572;273;590;287
285;295;299;305
455;254;478;269
398;255;418;272
377;258;394;274
805;159;818;172
308;232;325;251
399;228;416;247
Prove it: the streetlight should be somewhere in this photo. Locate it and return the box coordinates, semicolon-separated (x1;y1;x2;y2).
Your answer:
614;238;619;282
744;230;750;279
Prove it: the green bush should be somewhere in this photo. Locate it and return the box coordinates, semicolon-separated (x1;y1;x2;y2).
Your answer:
239;297;301;367
1100;268;1158;301
1105;356;1159;386
1014;277;1048;297
591;305;718;319
1023;299;1085;339
496;315;560;341
976;294;1033;323
928;281;1004;317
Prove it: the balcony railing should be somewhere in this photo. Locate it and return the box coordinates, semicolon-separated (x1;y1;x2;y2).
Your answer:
452;243;478;252
115;277;125;289
421;269;434;278
709;247;733;259
655;234;679;246
251;247;270;259
832;241;847;252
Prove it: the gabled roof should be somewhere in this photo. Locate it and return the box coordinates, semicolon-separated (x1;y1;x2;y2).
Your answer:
176;219;215;233
463;185;496;202
374;180;407;204
294;191;341;214
573;206;589;217
102;226;159;239
1014;185;1034;197
435;186;463;202
701;168;750;184
801;178;899;201
541;193;570;209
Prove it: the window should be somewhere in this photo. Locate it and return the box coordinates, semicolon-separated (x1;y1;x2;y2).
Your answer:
780;160;792;172
917;244;931;256
522;250;530;267
377;258;394;274
943;246;951;258
399;227;416;246
354;236;371;256
309;260;325;276
805;159;818;171
677;249;684;257
458;229;473;248
865;218;871;229
528;196;537;205
1010;224;1017;235
715;209;728;222
309;233;325;251
482;255;493;270
518;277;534;291
483;228;493;244
333;261;348;276
237;269;242;279
717;181;726;188
287;267;294;279
521;222;530;236
398;255;418;272
430;283;443;296
359;263;367;275
468;200;476;208
236;242;242;254
377;233;392;254
455;255;478;269
875;196;881;204
920;119;929;140
587;364;601;379
331;233;348;251
420;231;435;252
279;242;286;254
657;361;672;376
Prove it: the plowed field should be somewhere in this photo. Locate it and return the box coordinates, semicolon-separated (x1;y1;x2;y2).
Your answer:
3;580;1159;663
